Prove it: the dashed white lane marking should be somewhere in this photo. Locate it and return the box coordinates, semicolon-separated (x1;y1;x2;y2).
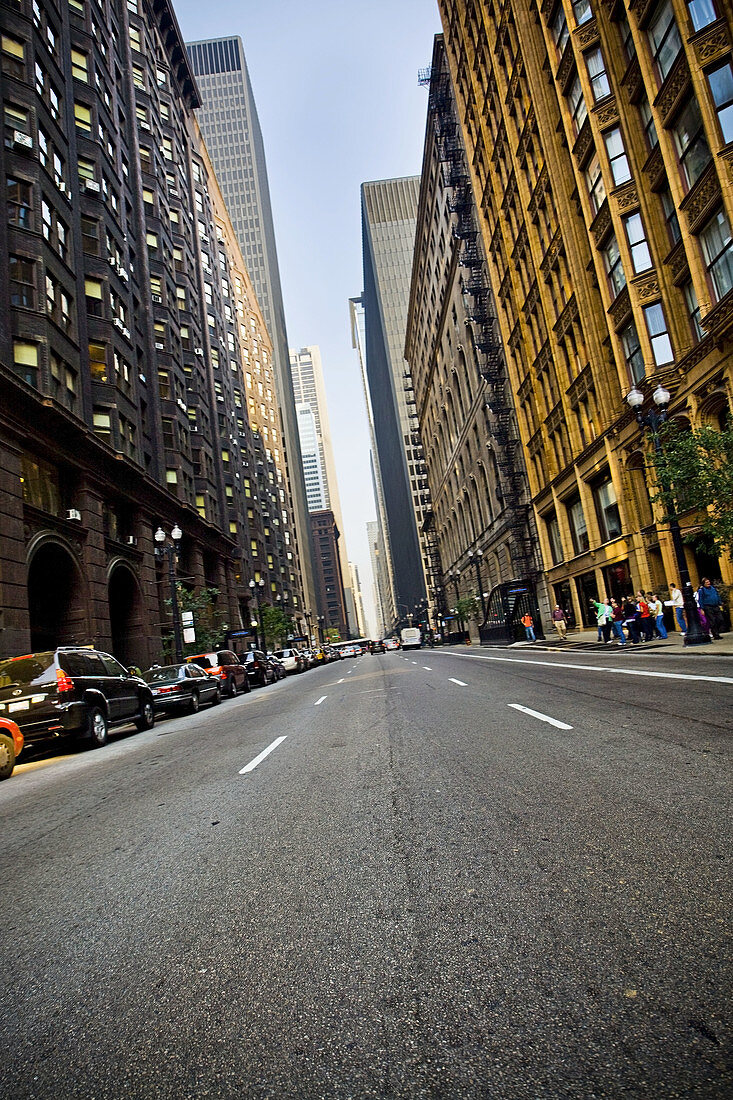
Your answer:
423;666;432;671
314;695;327;706
411;661;418;665
337;678;345;684
508;703;573;731
449;677;467;687
456;652;733;686
239;736;287;774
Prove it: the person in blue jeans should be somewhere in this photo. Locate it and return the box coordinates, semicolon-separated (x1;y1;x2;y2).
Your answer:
649;593;667;639
668;582;686;633
521;612;536;641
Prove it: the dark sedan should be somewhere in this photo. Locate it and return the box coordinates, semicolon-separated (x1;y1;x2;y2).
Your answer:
143;663;221;714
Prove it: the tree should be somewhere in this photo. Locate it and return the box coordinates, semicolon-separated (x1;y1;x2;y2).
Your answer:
651;421;733;557
455;596;480;623
260;605;293;649
163;586;228;661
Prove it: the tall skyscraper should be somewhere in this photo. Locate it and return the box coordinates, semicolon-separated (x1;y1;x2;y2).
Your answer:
290;346;356;635
361;178;428;623
186;35;317;618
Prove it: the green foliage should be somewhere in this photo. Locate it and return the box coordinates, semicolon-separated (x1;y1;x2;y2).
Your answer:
455;595;480;622
651;421;733;556
163;585;229;660
260;605;293;649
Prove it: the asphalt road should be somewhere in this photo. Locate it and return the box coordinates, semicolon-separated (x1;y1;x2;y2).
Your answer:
1;647;731;1099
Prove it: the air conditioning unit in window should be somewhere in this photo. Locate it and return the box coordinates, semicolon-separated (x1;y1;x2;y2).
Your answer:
194;347;204;356
113;317;124;331
117;266;128;281
125;535;138;547
122;327;130;338
65;508;82;522
151;293;162;303
139;121;151;131
154;341;164;350
83;180;101;193
13;131;33;150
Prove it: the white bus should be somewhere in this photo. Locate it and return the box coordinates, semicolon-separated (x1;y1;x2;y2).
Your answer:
400;627;422;650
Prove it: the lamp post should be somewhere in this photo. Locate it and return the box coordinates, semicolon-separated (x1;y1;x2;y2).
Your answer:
626;384;710;647
155;524;183;663
317;615;325;645
467;548;486;622
249;578;266;651
448;569;463;633
304;609;313;646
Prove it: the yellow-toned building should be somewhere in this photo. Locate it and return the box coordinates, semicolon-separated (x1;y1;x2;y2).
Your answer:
438;0;732;627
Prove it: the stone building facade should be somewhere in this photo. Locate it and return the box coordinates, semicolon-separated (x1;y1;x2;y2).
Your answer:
0;0;303;665
437;0;732;628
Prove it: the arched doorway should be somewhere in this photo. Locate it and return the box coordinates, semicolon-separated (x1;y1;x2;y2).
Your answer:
27;539;89;651
108;562;145;668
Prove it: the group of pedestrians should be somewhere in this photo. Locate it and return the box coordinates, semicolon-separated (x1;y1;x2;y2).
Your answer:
547;577;726;645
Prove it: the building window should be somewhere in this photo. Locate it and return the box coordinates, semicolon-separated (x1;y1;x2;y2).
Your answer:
604;127;632;185
683;280;703;341
551;5;569;55
1;34;25;79
618;16;636;60
78;156;95;183
659;182;681;244
593;475;622;542
568;74;588;134
71;49;88;81
81;215;99;254
673;99;712;188
643;303;674;364
572;0;593;25
620;319;645;384
9;255;35;307
93;409;112;441
74;102;92;134
639;93;659;151
567;494;590;555
707;61;733;144
89;342;107;382
687;0;718;32
13;340;39;385
700;207;733;302
586;48;610;101
85;277;104;316
7;176;32;228
4;101;31;147
602;234;626;297
546;511;564;565
648;0;682;82
624;212;652;272
583;152;606;216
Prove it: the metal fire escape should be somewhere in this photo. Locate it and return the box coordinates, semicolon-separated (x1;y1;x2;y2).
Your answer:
426;60;539;582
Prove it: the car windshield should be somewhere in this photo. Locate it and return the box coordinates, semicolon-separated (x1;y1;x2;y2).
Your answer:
143;666;182;683
0;652;55;693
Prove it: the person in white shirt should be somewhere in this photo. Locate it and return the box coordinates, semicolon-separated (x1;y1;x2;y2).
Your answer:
668;582;685;634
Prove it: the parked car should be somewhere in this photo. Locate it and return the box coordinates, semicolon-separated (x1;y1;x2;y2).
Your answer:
385;638;400;650
143;663;221;713
0;716;23;780
243;650;276;687
185;650;250;697
266;655;286;681
0;648;155;749
273;648;304;674
369;639;386;654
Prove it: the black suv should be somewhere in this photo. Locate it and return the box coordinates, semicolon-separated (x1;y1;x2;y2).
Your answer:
0;648;155;749
243;650;275;687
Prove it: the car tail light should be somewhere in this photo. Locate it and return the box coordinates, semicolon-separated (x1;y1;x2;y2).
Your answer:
155;686;176;694
56;668;74;693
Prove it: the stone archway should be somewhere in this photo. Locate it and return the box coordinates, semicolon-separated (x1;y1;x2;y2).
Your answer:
108;561;146;669
27;539;90;651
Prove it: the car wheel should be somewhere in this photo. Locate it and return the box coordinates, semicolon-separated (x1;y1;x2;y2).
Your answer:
213;686;222;705
189;691;200;714
243;677;252;694
87;706;109;747
0;733;16;780
227;676;238;698
135;698;155;731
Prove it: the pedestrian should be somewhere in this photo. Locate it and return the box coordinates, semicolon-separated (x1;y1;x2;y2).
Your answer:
622;595;641;644
648;593;667;639
635;591;653;642
521;612;536;642
551;604;567;640
697;578;724;639
668;582;686;634
610;598;626;645
590;598;612;643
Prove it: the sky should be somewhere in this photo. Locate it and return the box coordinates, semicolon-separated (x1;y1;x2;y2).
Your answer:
174;0;442;636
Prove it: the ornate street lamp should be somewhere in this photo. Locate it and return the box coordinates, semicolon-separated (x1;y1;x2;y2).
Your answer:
625;384;710;646
317;615;325;644
155;524;183;663
248;578;266;651
467;548;486;622
304;608;313;646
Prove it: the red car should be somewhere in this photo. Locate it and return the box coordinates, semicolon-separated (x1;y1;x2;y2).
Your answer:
0;717;24;780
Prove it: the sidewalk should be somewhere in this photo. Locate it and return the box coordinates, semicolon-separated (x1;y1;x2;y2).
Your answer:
520;627;733;657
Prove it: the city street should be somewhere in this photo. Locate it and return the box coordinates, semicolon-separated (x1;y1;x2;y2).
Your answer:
1;648;731;1099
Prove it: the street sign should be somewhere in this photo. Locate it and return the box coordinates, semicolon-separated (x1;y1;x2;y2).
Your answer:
183;627;196;644
181;611;194;626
